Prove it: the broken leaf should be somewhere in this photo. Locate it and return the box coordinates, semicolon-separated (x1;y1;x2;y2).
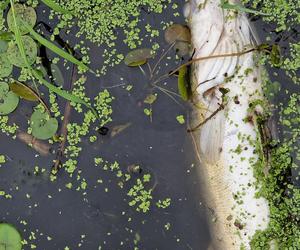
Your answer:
164;24;191;44
124;48;153;67
270;44;282;67
144;94;157;104
30;109;58;140
0;82;19;115
10;81;39;101
174;41;190;57
111;123;132;137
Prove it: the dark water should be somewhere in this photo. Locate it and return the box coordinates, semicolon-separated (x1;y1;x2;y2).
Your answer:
0;1;211;249
1;1;298;249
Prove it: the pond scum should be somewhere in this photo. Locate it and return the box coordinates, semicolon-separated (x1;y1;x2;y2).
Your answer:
0;0;299;249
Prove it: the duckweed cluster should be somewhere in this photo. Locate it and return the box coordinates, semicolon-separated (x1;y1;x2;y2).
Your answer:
35;0;173;74
243;0;300;84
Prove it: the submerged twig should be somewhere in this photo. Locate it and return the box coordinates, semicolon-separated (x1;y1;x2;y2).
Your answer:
187;104;224;132
17;131;52;156
169;47;256;77
52;65;77;172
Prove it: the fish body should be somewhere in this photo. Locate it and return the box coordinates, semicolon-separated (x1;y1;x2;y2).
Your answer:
185;1;270;249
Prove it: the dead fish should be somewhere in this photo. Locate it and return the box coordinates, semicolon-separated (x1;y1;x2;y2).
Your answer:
185;1;270;249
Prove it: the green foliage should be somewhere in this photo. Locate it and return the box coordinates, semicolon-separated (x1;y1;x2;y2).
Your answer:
30;109;58;140
0;82;19;115
7;35;37;67
40;0;72;15
7;3;36;35
0;223;22;250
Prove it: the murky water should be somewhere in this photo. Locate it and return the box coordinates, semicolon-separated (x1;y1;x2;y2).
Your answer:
1;1;299;249
0;1;211;249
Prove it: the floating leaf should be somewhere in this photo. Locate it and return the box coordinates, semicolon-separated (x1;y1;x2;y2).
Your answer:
270;44;282;67
0;0;9;10
0;223;22;250
124;48;153;67
0;82;19;115
41;0;72;15
0;32;14;41
176;115;185;124
51;63;64;86
174;41;190;57
178;66;189;101
144;94;157;104
7;3;37;35
30;109;58;140
7;35;37;67
164;24;191;44
0;53;13;78
0;40;8;53
10;81;39;101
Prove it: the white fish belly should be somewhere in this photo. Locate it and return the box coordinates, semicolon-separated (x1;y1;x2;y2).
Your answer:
194;55;270;250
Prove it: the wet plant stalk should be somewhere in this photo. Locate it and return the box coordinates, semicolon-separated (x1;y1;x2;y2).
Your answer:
52;65;77;172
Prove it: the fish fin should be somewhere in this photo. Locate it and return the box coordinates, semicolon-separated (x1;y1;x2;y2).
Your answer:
199;91;225;164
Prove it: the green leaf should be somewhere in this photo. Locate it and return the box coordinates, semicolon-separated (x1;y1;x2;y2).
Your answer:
30;109;58;140
7;35;37;68
9;0;98;118
10;80;39;101
0;223;22;250
50;63;64;86
144;94;157;104
7;3;37;35
270;45;282;67
176;115;185;124
31;70;98;117
124;48;153;67
41;0;72;15
178;66;189;101
25;23;91;72
0;32;14;41
8;1;31;69
0;40;8;53
0;82;19;115
0;53;13;78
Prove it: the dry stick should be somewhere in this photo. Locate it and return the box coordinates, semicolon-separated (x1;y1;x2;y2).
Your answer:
17;130;52;156
52;65;77;172
169;47;256;77
187;104;224;132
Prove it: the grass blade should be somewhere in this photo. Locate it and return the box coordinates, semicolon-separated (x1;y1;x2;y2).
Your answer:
32;70;98;118
10;0;98;118
221;1;269;16
25;23;92;73
40;0;72;15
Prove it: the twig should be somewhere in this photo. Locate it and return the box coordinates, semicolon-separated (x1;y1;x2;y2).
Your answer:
16;130;52;156
187;104;224;132
169;47;256;77
52;65;77;172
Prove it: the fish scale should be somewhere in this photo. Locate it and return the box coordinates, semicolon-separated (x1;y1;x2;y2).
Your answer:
185;0;271;249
